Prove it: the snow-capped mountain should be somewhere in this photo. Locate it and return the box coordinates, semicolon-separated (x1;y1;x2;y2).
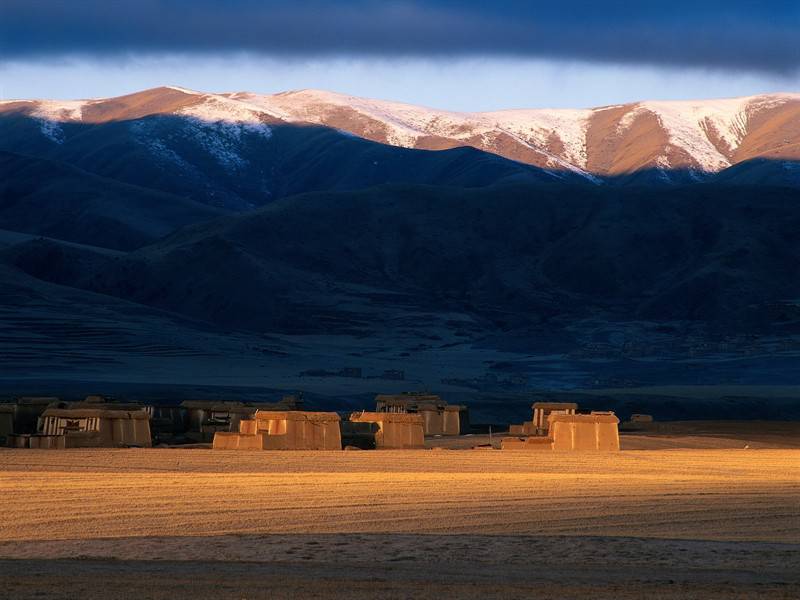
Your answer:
2;86;800;185
237;89;800;181
0;86;568;211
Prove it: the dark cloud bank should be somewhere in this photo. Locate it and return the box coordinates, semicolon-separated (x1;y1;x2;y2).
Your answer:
2;0;799;73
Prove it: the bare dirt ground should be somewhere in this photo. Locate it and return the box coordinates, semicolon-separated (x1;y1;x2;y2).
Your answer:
0;447;798;599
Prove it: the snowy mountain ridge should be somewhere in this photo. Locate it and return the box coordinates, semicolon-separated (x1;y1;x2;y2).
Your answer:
3;86;800;182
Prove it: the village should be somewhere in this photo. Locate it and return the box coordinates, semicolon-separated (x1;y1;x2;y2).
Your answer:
2;395;796;600
0;392;625;452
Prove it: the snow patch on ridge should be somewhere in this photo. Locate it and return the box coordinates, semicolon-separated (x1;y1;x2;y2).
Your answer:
178;96;275;135
484;108;593;169
177;96;274;168
30;100;87;144
615;94;800;172
242;89;494;147
165;85;202;95
246;90;488;148
244;90;599;179
129;120;192;171
648;98;751;170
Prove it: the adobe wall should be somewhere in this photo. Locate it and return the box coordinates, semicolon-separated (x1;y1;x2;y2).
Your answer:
103;415;152;447
213;432;238;450
260;420;341;450
503;413;619;451
532;403;578;434
442;408;463;436
420;409;445;436
350;412;424;449
7;434;30;448
39;407;152;448
239;420;257;435
213;432;267;450
215;412;342;450
418;406;464;436
254;412;342;450
508;421;535;436
28;435;66;450
549;413;620;451
375;395;467;437
501;436;553;450
384;422;424;448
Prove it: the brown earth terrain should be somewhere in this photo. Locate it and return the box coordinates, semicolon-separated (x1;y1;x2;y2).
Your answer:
0;437;798;599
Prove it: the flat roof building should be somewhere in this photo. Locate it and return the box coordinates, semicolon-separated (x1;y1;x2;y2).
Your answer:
374;393;468;436
503;411;620;452
349;411;425;449
213;410;341;450
182;397;303;442
532;402;578;435
549;412;620;451
37;406;152;448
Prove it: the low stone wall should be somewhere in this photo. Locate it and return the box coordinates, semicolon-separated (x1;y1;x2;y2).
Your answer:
29;435;67;450
7;434;67;449
500;436;553;450
212;432;267;450
508;421;535;436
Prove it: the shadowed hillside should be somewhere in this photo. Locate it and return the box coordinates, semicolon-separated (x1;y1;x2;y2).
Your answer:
7;180;800;337
0;112;577;211
0;151;225;250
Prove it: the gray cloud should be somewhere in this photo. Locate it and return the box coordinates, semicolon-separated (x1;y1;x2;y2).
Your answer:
2;1;799;73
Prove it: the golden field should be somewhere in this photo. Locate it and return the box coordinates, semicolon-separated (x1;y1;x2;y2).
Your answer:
0;446;799;599
1;448;799;543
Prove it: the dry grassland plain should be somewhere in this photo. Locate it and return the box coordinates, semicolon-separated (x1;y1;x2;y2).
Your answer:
0;447;798;599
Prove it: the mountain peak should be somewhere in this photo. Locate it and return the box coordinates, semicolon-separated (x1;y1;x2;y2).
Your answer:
163;85;203;95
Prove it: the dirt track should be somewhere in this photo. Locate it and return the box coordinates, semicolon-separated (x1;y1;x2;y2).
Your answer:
0;448;798;598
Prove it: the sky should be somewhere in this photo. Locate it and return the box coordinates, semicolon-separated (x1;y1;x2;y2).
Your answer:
2;1;799;111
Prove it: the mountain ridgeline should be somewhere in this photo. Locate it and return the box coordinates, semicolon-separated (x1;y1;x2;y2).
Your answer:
0;87;577;213
2;86;800;194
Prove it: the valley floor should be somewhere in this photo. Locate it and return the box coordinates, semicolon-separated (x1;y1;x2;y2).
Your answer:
0;447;798;598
